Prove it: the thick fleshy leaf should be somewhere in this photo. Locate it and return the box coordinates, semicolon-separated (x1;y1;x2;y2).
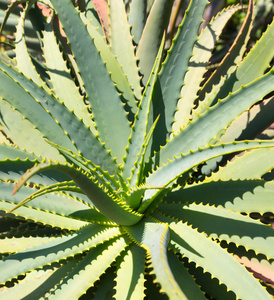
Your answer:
109;0;142;100
215;17;274;100
47;236;127;299
196;0;254;108
124;217;188;299
0;225;121;283
114;243;146;299
167;250;207;299
155;214;272;300
209;147;274;181
0;143;38;161
0;60;119;174
13;161;143;226
5;180;113;225
173;4;242;133
157;203;274;258
0;99;64;161
50;0;130;163
0;236;55;253
137;0;174;85
128;0;146;44
47;141;120;193
15;3;49;90
0;202;88;230
140;140;274;213
81;12;139;116
155;0;208;136
159;70;274;165
0;224;121;285
0;260;82;299
200;97;274;177
122;37;164;184
165;179;274;215
42;16;97;133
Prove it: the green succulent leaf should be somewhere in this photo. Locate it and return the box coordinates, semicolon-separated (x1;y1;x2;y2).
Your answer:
164;179;274;215
122;35;164;184
50;0;130;163
47;236;128;300
0;224;122;285
124;217;188;300
157;203;274;258
140;140;274;213
155;214;272;300
0;260;82;299
0;236;55;253
128;0;146;45
46;141;120;192
15;2;49;91
173;4;243;132
114;243;146;299
155;0;208;138
81;11;139;116
109;0;142;101
196;0;254;109
160;69;274;164
12;161;144;226
209;147;274;180
0;60;119;173
42;15;97;133
6;181;112;226
131;114;160;187
0;143;38;161
215;17;274;100
137;0;174;85
0;98;64;161
166;250;207;299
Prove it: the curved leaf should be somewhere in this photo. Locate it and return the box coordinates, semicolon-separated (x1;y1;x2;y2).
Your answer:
156;0;208;136
114;244;146;299
0;60;119;174
196;0;254;108
166;179;274;215
173;4;242;132
160;70;274;164
15;2;49;91
157;203;274;258
156;214;272;300
124;217;188;299
47;236;127;299
0;99;64;161
140;140;274;213
81;12;139;116
0;224;121;285
13;161;143;226
209;147;274;181
215;17;274;100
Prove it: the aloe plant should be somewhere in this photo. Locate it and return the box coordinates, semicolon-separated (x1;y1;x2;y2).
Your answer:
0;0;274;299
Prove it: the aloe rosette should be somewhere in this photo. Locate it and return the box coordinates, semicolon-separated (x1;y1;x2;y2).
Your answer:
0;0;274;299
